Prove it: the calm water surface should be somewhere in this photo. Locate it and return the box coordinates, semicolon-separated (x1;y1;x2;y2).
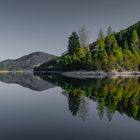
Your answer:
0;73;140;140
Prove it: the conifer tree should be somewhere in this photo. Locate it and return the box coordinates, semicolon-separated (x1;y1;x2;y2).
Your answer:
123;40;129;50
97;29;105;50
86;51;92;63
105;32;118;54
130;30;139;53
68;32;81;55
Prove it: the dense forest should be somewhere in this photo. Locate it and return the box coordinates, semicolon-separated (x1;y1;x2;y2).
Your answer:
34;21;140;72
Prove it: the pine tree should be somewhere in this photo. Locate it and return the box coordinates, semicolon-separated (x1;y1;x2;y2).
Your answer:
86;51;92;63
68;32;81;55
99;49;108;65
123;40;129;50
97;29;105;50
105;32;118;54
130;30;139;53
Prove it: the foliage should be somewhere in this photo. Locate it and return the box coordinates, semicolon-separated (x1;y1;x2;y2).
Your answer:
67;32;81;55
130;30;139;53
34;21;140;72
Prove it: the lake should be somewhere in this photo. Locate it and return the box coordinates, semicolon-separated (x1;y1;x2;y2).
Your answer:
0;72;140;140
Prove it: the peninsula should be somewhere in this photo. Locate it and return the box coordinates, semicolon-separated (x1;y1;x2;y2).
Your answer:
34;21;140;77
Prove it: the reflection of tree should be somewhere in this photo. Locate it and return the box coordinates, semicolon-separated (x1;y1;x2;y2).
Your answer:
78;98;90;121
65;77;140;121
36;73;140;122
68;89;84;116
106;107;115;122
97;98;105;120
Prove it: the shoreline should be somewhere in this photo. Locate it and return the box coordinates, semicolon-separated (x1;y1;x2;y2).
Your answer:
61;71;140;78
1;70;140;78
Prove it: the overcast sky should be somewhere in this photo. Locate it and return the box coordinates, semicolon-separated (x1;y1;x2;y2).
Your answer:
0;0;140;60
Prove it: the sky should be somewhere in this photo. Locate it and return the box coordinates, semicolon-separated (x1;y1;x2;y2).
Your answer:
0;0;140;60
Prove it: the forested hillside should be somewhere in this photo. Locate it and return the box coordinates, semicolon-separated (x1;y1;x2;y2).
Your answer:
34;21;140;72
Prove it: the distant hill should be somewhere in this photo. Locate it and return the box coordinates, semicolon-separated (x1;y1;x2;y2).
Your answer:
0;52;56;71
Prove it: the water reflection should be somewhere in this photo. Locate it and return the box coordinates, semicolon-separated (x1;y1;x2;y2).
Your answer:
1;73;140;140
0;72;55;91
1;72;140;122
36;73;140;122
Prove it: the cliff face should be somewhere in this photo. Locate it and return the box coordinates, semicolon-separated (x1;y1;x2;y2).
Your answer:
0;52;56;71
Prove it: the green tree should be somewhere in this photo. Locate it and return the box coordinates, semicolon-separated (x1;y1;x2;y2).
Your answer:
130;30;139;53
97;29;105;50
99;49;108;65
123;40;129;50
107;54;117;70
105;32;119;54
68;32;81;55
86;51;92;63
123;50;137;70
112;48;123;70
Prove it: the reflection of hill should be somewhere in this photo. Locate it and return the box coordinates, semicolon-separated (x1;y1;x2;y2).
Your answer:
0;72;56;91
36;73;140;122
